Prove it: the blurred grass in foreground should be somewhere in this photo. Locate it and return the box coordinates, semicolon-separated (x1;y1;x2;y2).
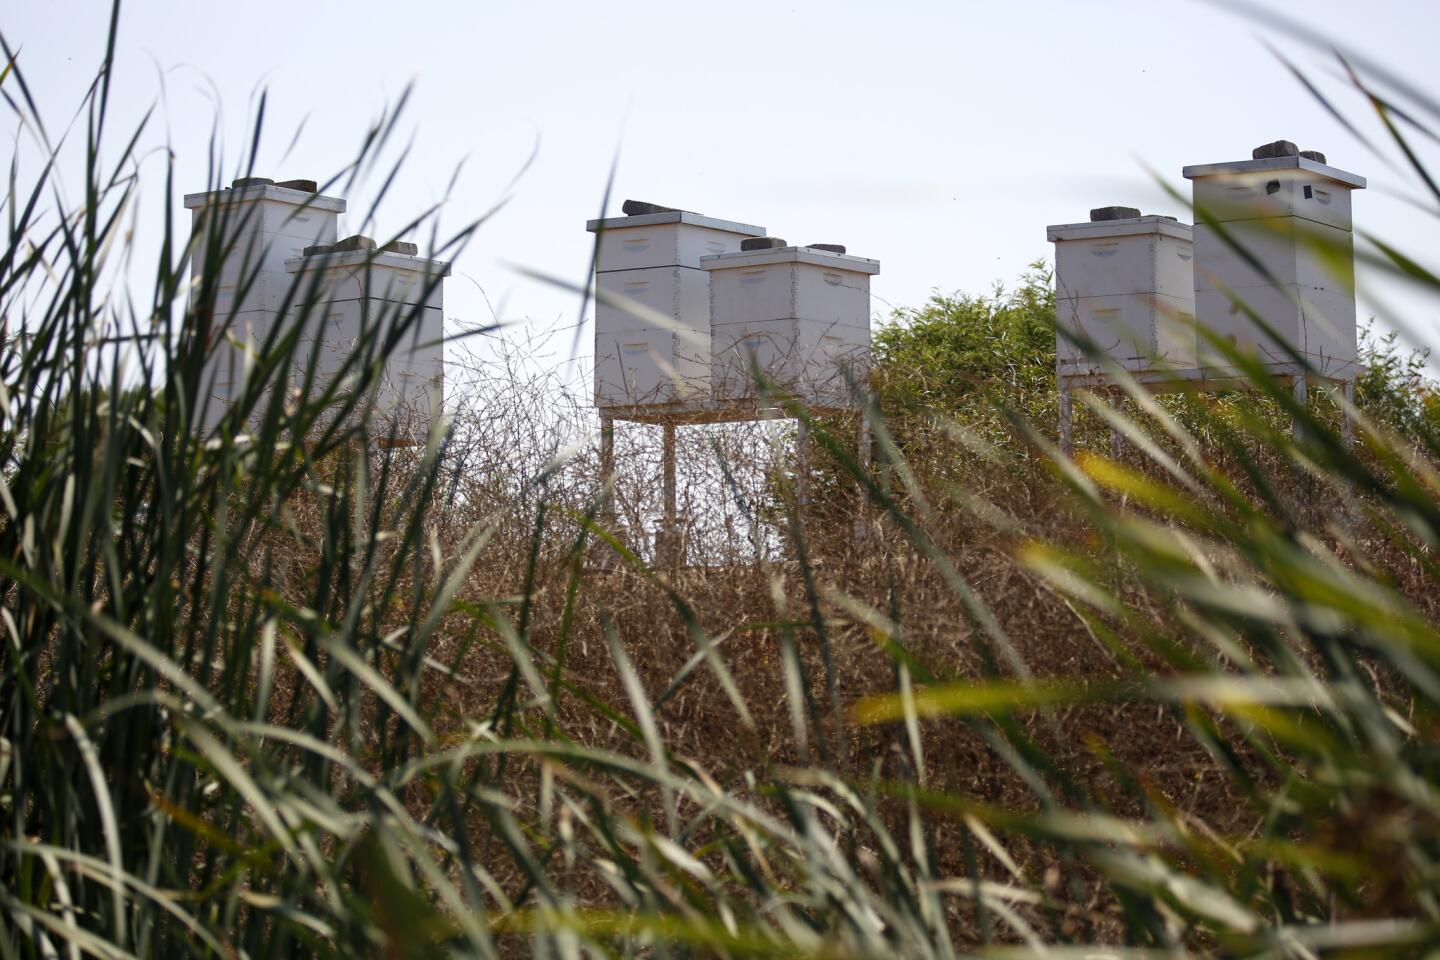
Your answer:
4;4;1440;957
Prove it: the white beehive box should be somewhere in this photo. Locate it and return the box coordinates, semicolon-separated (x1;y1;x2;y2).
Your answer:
1184;141;1366;375
1047;207;1195;375
588;201;764;408
285;236;448;426
185;178;345;335
701;240;878;407
184;178;345;426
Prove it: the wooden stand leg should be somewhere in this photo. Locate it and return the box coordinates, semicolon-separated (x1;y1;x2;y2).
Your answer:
1059;388;1074;458
1109;393;1123;461
853;413;871;546
658;422;678;570
1341;380;1355;447
796;419;811;515
599;415;615;528
589;415;619;571
1292;375;1309;443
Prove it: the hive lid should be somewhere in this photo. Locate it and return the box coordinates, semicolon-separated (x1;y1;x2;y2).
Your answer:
586;209;766;236
285;244;452;276
699;245;880;275
1182;155;1366;189
1047;215;1192;243
183;178;346;212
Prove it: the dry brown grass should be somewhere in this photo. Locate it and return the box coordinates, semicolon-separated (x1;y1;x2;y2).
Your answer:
223;318;1440;951
263;360;1401;944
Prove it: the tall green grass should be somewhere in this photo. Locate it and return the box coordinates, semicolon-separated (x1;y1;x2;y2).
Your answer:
4;4;1440;957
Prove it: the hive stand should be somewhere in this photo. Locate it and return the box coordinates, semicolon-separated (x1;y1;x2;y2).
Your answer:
595;391;864;570
589;203;878;568
588;199;765;567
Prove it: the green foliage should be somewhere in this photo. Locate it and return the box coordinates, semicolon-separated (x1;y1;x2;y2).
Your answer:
873;270;1440;466
1356;320;1440;439
873;261;1055;415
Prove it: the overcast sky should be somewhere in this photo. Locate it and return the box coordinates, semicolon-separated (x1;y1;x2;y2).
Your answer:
7;0;1440;373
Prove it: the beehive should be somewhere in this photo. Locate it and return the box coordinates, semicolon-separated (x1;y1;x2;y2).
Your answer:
587;200;764;409
184;177;345;425
1047;206;1195;375
1184;141;1366;375
701;239;878;408
284;236;448;425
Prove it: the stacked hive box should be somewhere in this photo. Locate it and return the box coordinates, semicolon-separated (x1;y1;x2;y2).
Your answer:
284;236;448;425
1047;206;1196;376
186;176;447;434
701;238;878;408
1184;141;1366;376
184;177;345;426
587;201;765;409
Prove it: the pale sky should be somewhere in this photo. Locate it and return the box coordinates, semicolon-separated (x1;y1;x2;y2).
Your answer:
7;0;1440;373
